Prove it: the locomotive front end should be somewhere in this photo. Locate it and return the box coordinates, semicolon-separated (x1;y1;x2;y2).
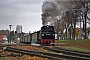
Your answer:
40;25;55;45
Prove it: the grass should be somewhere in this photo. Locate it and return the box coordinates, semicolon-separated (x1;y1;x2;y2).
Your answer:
56;40;69;43
63;46;90;52
55;39;90;52
56;39;90;45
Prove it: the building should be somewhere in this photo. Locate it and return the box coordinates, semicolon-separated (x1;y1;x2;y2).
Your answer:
0;35;7;41
0;30;9;36
16;25;22;33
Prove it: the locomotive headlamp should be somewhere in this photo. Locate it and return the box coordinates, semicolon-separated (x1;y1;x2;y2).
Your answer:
42;34;44;36
47;25;49;27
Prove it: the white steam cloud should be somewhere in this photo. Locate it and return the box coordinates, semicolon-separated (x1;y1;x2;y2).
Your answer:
42;0;72;26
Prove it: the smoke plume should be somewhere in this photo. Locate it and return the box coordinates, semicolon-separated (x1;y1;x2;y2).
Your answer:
42;0;72;25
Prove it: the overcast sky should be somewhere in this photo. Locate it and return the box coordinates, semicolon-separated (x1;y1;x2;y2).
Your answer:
0;0;44;33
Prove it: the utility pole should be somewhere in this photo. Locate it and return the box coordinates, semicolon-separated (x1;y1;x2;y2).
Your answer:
9;24;12;44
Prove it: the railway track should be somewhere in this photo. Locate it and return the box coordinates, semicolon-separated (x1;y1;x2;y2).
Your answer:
54;47;90;57
1;46;90;60
0;44;90;60
40;46;90;59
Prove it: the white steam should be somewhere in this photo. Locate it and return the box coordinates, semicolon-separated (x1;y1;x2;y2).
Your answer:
42;0;73;26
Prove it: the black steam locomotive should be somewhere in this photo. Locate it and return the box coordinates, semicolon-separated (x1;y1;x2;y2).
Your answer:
20;25;55;45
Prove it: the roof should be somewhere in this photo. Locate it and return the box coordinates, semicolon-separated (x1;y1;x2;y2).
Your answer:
0;35;5;40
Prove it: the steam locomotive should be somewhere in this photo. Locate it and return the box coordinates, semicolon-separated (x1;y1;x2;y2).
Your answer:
20;25;55;45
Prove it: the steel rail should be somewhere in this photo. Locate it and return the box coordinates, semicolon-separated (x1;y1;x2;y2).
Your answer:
41;46;90;58
4;47;90;60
